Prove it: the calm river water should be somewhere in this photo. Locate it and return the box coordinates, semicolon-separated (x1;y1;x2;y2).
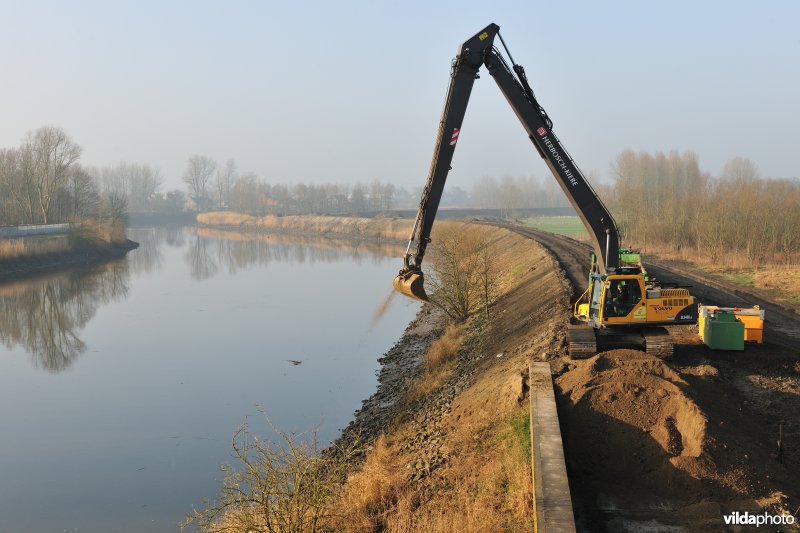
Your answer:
0;226;419;532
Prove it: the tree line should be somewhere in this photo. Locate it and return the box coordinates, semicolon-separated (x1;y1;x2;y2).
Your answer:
180;154;404;214
605;150;800;265
0;126;132;238
182;153;571;217
0;128;574;224
470;174;570;215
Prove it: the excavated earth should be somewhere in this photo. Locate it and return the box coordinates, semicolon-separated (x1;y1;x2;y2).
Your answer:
504;225;800;532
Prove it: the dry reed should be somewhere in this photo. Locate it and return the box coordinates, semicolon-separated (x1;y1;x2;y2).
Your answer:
197;212;413;242
0;235;71;261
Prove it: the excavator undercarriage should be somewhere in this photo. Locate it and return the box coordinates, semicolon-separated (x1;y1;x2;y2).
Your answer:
568;325;674;359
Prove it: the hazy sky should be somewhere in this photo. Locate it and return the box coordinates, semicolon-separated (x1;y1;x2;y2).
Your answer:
1;1;798;190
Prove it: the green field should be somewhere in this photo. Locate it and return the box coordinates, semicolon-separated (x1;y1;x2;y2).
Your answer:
523;216;588;238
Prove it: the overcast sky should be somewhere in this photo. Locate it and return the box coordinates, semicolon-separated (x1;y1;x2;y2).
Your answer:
1;1;798;191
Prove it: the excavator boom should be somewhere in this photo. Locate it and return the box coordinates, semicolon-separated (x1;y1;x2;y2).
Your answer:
394;23;619;301
396;24;698;360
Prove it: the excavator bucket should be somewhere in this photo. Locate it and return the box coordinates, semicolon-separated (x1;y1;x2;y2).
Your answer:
393;271;429;302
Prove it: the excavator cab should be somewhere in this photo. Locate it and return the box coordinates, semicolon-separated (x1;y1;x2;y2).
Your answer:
601;276;645;323
577;274;647;326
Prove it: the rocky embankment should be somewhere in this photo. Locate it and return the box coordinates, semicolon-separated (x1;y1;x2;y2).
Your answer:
325;222;566;530
337;304;496;480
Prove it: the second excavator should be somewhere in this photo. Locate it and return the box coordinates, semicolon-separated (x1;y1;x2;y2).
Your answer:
393;23;698;358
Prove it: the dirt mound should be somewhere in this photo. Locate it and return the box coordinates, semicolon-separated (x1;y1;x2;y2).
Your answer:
559;350;707;463
515;228;799;529
556;350;752;516
557;348;800;530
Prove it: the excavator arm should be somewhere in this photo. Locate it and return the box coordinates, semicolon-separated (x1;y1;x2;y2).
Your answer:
394;23;619;301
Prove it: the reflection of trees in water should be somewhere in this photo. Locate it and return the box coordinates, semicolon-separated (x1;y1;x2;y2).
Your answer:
164;225;186;248
0;262;130;372
187;234;219;280
191;228;404;278
126;226;190;275
126;228;163;275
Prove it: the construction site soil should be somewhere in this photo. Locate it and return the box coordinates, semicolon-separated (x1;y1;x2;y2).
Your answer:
505;225;799;532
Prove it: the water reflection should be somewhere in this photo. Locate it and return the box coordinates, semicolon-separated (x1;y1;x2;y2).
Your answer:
0;225;420;531
187;234;219;280
126;226;187;275
0;262;129;372
188;227;404;280
0;227;405;371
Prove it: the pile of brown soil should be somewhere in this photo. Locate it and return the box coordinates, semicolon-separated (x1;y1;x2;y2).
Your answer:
557;349;796;530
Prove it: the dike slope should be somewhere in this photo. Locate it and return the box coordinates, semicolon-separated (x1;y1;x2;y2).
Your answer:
329;221;568;531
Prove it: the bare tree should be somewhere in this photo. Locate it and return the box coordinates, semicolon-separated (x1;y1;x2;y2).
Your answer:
66;165;100;220
230;172;260;213
426;223;492;322
183;155;216;210
471;175;498;209
129;164;162;212
498;175;523;218
214;159;237;209
350;182;366;214
0;147;36;224
96;162;163;212
479;229;497;319
721;156;759;184
97;191;128;242
25;126;82;224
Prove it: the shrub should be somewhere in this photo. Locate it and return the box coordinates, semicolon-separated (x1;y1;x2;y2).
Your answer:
182;420;358;532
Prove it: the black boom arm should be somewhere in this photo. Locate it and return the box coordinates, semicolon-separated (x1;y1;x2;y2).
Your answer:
399;23;619;293
400;25;499;273
483;47;619;272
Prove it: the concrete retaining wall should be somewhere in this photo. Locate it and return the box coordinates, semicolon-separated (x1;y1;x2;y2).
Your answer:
529;361;576;533
0;224;72;238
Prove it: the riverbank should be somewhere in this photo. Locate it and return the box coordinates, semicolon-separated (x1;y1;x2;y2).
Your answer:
0;238;139;282
185;219;559;530
323;221;570;530
197;212;413;242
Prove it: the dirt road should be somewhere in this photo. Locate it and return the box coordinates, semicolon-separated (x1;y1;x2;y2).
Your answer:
502;224;799;532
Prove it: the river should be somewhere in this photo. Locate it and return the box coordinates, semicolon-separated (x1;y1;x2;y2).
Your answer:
0;226;419;532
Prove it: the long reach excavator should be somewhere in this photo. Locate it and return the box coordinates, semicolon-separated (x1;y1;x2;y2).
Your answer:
393;23;698;358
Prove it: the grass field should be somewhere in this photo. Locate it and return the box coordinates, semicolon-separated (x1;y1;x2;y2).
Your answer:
523;216;587;239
